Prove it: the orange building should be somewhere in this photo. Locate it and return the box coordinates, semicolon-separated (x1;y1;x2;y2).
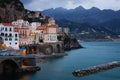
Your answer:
35;12;42;18
36;25;58;43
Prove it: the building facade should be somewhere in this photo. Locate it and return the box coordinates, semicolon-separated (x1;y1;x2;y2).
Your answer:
0;23;19;49
12;19;30;38
36;25;58;43
63;28;69;34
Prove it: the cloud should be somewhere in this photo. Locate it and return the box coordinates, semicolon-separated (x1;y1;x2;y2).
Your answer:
20;0;120;11
20;0;33;4
80;0;120;10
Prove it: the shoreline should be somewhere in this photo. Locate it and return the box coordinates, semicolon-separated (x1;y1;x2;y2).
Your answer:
78;39;120;42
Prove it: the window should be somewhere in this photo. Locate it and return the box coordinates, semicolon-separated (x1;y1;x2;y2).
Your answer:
15;38;18;41
5;38;8;41
5;33;8;37
5;28;7;31
1;27;4;31
9;38;12;41
9;28;12;31
15;34;17;37
1;33;4;36
15;43;17;45
9;33;12;37
9;43;11;45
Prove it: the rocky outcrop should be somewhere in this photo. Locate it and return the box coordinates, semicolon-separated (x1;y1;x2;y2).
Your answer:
61;34;83;50
64;38;83;50
70;38;83;49
0;0;48;23
0;0;25;22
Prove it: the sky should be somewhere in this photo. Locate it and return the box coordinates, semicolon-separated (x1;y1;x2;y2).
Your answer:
20;0;120;11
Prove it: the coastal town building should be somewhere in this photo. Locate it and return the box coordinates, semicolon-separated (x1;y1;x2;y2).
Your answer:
57;27;63;34
0;17;69;48
19;37;35;45
0;23;19;49
12;19;30;38
48;17;56;25
36;24;58;43
12;19;29;26
63;28;69;34
44;25;58;43
35;12;43;18
30;22;41;34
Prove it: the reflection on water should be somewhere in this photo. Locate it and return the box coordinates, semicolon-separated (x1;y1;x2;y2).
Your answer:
0;74;33;80
0;57;64;80
0;75;17;80
19;75;31;80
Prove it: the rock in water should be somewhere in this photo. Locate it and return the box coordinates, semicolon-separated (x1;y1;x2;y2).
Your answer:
73;61;120;77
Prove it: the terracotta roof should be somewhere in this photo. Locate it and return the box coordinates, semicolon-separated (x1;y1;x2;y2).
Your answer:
47;25;56;28
37;26;46;30
2;23;13;26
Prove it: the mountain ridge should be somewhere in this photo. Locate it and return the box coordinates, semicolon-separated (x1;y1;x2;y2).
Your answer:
42;6;120;24
42;6;120;36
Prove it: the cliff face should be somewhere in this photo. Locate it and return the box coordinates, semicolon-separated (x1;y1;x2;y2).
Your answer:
0;0;25;22
70;38;83;49
59;34;83;51
64;38;83;50
0;0;48;24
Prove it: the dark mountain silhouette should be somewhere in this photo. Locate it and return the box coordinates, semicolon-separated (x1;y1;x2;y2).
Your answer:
100;19;120;34
56;19;118;40
42;6;120;35
42;6;120;24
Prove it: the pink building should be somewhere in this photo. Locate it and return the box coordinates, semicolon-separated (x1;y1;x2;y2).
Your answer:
12;20;30;38
46;25;57;34
37;25;47;33
14;25;30;38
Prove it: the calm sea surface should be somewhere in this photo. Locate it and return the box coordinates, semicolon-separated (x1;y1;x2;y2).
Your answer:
6;42;120;80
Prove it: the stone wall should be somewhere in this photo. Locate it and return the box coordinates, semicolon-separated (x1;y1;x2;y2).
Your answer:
20;41;65;55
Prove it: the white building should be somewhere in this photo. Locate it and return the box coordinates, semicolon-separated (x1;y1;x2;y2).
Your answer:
63;28;69;34
44;34;58;43
58;27;62;33
31;22;41;28
30;22;41;34
0;23;19;49
12;19;29;26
